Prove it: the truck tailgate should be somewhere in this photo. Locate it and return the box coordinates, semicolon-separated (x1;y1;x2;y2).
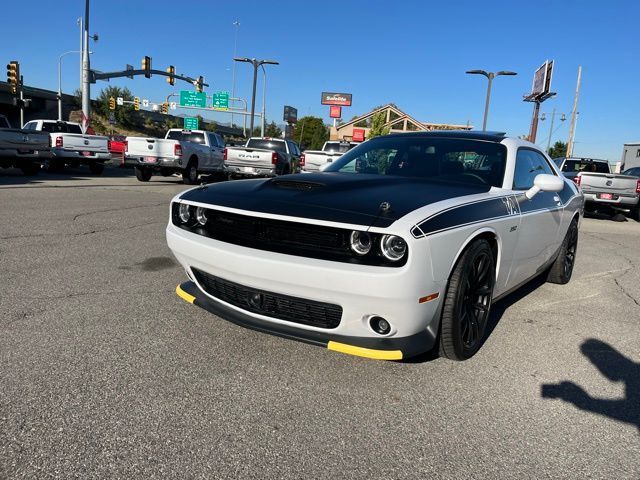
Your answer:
303;151;342;171
126;137;176;159
1;129;49;151
225;147;275;167
57;134;109;153
580;173;639;196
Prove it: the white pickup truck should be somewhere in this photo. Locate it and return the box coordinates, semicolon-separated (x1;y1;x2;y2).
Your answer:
22;120;110;174
555;157;640;220
224;137;302;178
125;129;226;184
0;114;50;175
301;141;357;172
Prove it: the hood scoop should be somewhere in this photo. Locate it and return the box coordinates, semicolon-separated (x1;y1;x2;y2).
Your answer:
270;179;326;191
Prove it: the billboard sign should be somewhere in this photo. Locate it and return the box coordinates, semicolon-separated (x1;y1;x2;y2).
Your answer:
329;105;342;119
321;92;352;106
531;60;554;97
352;128;365;142
283;105;298;123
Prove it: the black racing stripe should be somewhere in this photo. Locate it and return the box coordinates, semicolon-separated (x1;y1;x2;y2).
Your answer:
415;196;519;237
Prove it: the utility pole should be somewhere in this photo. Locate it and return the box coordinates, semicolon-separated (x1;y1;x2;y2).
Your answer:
19;76;24;127
566;66;582;158
528;100;541;143
81;0;91;123
231;20;240;129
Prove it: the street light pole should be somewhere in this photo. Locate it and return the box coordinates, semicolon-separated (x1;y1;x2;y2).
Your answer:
58;51;80;121
466;69;517;130
261;65;266;137
81;0;91;121
230;20;240;129
234;57;279;136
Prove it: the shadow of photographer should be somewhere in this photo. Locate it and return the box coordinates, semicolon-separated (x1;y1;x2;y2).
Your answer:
542;339;639;431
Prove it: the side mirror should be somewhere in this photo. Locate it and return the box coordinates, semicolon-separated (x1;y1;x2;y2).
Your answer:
524;174;565;200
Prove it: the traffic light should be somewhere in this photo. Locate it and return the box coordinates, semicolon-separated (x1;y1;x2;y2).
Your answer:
133;97;140;111
141;56;152;78
166;65;175;86
109;97;116;110
161;102;169;114
6;61;19;95
195;75;204;93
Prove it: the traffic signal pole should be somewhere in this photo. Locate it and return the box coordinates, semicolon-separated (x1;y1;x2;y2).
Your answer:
19;76;24;127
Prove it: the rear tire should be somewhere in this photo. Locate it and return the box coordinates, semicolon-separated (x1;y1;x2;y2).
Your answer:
439;239;496;361
20;162;40;176
182;159;199;185
88;162;104;175
546;219;579;284
44;158;63;173
135;167;152;182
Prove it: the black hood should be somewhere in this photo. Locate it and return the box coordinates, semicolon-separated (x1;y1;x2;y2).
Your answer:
179;173;491;228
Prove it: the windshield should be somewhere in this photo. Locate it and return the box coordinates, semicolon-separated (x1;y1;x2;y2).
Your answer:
561;160;609;173
324;142;355;153
167;131;205;144
246;139;287;154
324;136;507;188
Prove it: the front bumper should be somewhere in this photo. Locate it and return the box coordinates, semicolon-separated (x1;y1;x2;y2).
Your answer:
176;281;434;360
167;222;442;360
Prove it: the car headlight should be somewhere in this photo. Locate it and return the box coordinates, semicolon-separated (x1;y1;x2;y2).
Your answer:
349;231;372;255
195;207;207;226
380;235;407;261
178;203;192;223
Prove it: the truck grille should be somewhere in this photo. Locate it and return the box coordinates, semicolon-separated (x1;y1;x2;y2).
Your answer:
191;268;342;329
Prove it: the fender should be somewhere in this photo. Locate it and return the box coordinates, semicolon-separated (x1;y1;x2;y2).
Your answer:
446;226;502;283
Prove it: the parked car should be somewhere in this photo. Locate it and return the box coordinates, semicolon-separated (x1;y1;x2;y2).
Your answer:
622;167;640;178
22;120;110;174
108;135;127;164
301;141;358;172
555;157;639;219
0;114;49;175
168;131;583;361
224;137;301;178
125;129;225;184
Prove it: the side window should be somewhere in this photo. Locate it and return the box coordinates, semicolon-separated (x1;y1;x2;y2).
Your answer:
217;134;225;148
513;149;555;190
23;122;34;130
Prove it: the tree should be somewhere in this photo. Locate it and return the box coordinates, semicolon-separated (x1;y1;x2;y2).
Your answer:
548;140;568;158
265;121;282;138
96;86;135;127
367;111;390;139
291;116;328;150
205;120;218;132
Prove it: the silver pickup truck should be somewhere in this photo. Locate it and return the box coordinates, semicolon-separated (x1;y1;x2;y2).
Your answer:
0;115;50;175
301;141;357;172
555;157;639;219
126;129;225;184
224;137;301;178
23;119;110;174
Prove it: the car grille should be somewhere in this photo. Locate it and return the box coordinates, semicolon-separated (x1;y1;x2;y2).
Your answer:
191;268;343;329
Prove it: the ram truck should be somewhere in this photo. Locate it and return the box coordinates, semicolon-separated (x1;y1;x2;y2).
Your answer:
22;120;110;174
0;115;50;175
126;129;225;184
224;137;301;178
301;141;357;172
555;157;640;219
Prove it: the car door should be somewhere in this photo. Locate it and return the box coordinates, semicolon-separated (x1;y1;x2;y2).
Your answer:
508;148;564;286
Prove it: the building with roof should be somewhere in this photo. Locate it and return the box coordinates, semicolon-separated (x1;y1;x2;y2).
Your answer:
330;103;472;142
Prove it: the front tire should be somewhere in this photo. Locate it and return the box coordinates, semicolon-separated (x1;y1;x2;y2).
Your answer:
135;167;152;182
546;219;579;284
182;159;199;185
439;239;496;361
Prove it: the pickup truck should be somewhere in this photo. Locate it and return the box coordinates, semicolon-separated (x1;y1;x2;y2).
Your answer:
0;114;50;175
22;120;110;174
301;141;357;172
224;137;301;178
125;129;225;184
555;157;640;219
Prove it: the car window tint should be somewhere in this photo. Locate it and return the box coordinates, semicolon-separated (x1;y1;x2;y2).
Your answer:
513;149;555;190
623;167;640;177
246;139;287;154
67;124;82;134
561;160;609;173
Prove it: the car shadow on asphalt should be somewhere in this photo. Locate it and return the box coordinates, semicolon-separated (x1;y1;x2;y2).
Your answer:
404;274;548;364
541;339;639;432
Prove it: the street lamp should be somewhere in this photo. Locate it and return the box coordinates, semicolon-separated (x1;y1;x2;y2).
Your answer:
58;50;92;121
230;20;240;129
465;69;517;130
540;109;566;152
260;64;267;137
234;57;279;135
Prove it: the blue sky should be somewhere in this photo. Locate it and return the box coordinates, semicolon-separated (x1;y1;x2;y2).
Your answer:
3;0;638;161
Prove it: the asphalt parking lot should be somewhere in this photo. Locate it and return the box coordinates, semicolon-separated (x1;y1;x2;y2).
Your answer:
1;167;639;479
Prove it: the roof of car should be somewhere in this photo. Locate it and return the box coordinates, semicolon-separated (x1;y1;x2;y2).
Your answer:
380;130;507;142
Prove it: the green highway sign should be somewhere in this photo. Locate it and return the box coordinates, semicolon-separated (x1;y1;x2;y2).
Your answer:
183;117;199;130
212;91;230;110
179;90;207;108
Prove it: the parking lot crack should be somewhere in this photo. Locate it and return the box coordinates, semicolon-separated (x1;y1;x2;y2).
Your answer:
614;278;640;308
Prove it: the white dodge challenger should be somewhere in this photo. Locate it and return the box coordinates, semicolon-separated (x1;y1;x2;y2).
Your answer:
167;131;583;361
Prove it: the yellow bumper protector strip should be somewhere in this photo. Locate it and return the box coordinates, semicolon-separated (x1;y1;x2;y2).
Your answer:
176;285;196;304
327;341;403;361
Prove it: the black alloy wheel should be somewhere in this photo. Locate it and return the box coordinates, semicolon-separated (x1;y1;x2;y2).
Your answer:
547;219;579;284
440;239;496;361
